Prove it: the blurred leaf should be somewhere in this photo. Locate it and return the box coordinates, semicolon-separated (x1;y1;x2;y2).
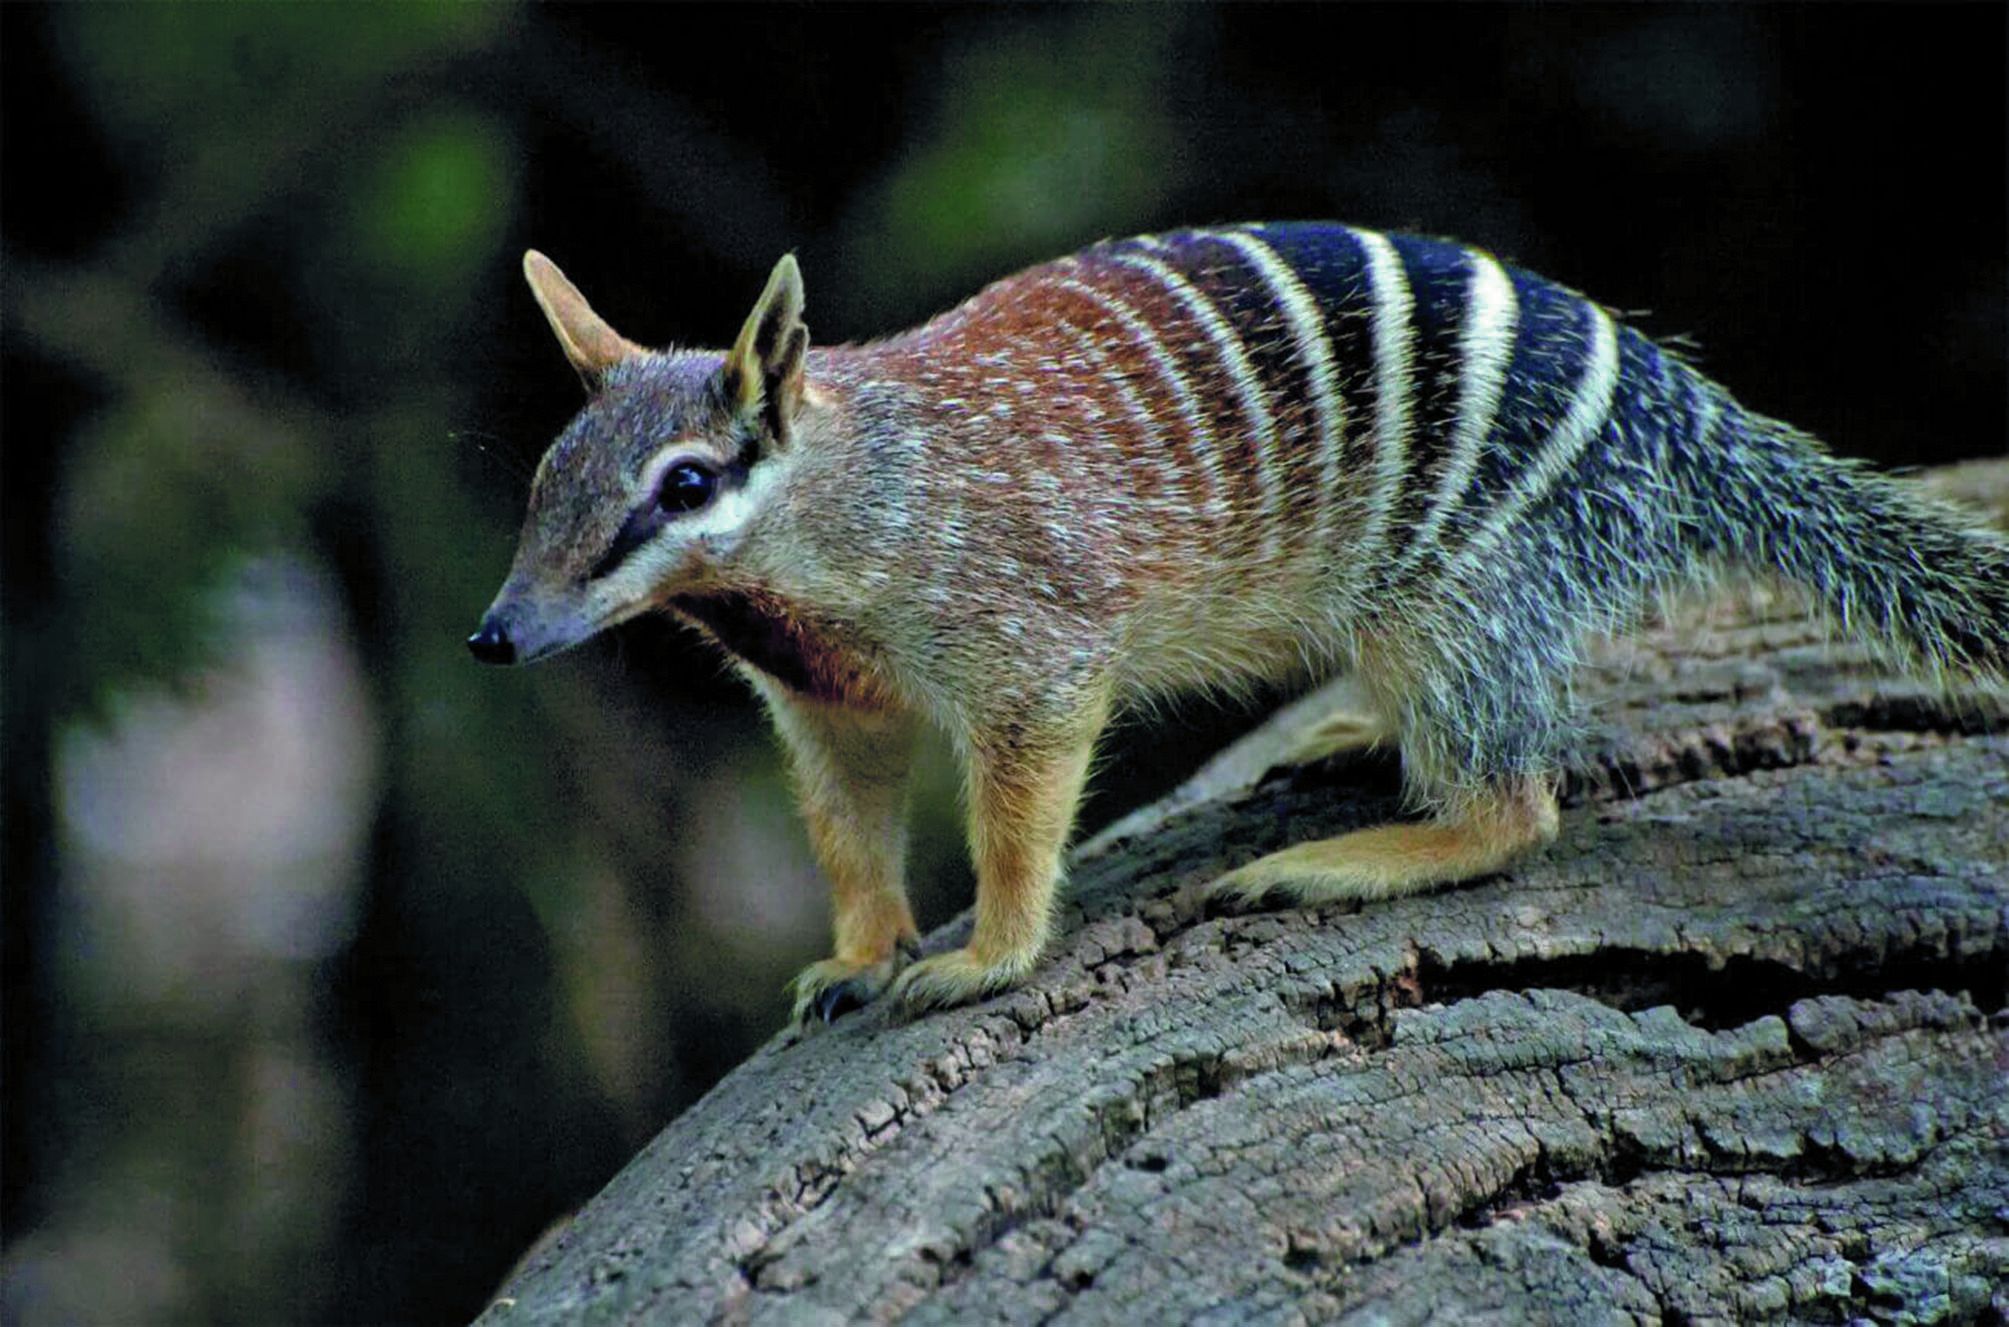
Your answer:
57;387;320;710
846;8;1194;309
58;2;505;149
352;112;515;294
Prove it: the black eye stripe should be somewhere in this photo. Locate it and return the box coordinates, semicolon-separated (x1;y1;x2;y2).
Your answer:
589;507;663;580
585;457;758;581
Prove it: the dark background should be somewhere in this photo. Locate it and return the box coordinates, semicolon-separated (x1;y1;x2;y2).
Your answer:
3;5;2002;1323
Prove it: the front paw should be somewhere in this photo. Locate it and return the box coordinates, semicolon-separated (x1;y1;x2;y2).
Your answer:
889;945;1035;1014
790;944;915;1025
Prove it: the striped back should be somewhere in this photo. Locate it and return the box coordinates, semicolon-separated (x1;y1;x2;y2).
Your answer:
945;223;1637;591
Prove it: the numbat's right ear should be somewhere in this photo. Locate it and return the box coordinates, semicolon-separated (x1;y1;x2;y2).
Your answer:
522;250;645;391
725;254;809;451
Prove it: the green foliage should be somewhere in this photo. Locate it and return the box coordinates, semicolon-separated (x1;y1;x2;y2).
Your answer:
45;5;521;711
58;386;322;712
351;112;515;297
58;1;502;151
850;8;1194;307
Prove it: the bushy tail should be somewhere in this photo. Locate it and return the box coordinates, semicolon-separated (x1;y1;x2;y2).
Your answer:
1685;397;2009;688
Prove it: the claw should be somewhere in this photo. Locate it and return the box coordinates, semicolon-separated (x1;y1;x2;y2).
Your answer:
814;980;870;1024
890;945;1034;1013
1202;871;1277;914
789;947;916;1027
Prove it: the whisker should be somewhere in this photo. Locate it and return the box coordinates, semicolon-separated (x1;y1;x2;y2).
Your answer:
451;428;537;486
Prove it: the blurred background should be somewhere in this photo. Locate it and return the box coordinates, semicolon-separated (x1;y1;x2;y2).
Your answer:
2;4;2002;1322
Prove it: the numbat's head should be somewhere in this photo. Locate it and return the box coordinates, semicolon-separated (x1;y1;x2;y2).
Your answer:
469;251;817;665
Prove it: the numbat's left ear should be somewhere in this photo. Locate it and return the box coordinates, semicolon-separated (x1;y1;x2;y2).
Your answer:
726;253;809;449
523;250;645;391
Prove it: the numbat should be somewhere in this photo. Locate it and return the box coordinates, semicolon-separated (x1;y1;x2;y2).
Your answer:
471;225;2009;1022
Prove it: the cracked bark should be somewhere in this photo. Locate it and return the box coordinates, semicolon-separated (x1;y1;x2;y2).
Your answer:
482;461;2009;1326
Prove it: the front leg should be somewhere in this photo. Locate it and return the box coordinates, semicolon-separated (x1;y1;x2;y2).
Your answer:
762;687;922;1023
893;705;1107;1013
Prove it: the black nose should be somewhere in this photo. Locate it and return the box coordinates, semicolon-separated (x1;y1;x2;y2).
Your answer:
466;620;516;665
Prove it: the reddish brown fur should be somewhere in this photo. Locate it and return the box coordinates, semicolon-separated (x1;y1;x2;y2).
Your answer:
491;236;1479;1020
1179;235;1332;559
1078;255;1268;543
494;225;2009;1024
672;588;897;711
1033;277;1222;560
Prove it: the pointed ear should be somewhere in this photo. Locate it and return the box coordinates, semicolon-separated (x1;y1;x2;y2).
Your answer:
523;250;645;391
725;254;809;447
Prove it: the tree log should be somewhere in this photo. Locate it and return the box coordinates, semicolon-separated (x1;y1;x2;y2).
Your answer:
484;461;2009;1325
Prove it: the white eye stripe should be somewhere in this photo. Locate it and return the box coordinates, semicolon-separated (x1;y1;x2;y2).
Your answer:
592;448;795;605
589;436;783;579
672;447;792;537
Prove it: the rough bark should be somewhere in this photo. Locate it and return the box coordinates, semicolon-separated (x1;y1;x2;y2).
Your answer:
484;461;2009;1326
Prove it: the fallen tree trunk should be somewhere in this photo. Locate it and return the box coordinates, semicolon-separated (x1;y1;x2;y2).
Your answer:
484;461;2009;1325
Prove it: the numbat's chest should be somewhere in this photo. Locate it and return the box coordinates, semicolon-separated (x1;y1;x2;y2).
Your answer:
670;590;894;708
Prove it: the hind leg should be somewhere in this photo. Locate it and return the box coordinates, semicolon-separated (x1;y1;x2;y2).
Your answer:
1211;619;1567;908
1207;776;1558;907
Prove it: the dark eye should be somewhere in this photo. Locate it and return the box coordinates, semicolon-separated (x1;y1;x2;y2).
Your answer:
656;461;719;514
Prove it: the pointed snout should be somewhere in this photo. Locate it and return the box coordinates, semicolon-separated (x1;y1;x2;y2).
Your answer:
466;617;517;666
466;592;603;667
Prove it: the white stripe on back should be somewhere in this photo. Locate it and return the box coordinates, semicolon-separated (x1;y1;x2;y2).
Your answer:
1053;275;1233;527
1453;303;1621;575
1687;378;1721;458
1108;247;1284;559
1398;249;1517;571
1218;227;1349;559
1352;229;1417;568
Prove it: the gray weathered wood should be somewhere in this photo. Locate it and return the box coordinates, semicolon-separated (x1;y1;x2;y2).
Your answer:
482;461;2009;1325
